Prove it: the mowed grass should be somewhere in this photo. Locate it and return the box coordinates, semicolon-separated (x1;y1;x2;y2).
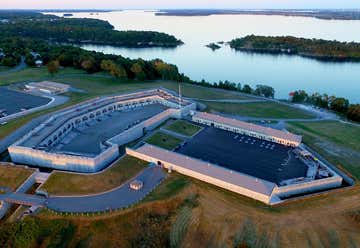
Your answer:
0;164;35;191
287;121;360;180
0;67;254;100
40;156;148;195
145;132;184;150
164;120;202;137
144;173;190;202
203;101;315;119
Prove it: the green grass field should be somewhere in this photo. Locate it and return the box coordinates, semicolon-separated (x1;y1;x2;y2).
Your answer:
164;120;202;137
0;164;35;191
202;101;315;119
287;121;360;180
145;132;184;150
40;156;148;195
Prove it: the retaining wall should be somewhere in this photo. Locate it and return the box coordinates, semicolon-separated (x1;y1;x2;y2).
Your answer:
9;145;119;173
274;176;343;198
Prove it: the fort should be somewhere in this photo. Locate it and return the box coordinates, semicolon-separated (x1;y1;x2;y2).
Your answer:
7;89;343;204
8;89;196;172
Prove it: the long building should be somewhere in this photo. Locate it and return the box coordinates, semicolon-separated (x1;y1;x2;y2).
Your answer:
127;144;343;205
192;112;302;147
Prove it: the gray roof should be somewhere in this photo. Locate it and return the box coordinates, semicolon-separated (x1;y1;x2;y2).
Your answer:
136;144;276;196
194;112;302;144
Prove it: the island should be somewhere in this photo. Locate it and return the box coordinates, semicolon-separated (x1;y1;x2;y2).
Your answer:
205;42;221;50
0;12;183;48
229;35;360;62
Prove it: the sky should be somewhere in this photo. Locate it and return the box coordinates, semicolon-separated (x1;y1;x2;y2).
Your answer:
0;0;359;10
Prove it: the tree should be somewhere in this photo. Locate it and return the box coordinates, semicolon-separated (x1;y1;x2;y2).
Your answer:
47;60;59;76
242;84;253;94
100;60;127;79
130;62;146;80
25;53;35;66
153;60;179;80
254;84;275;98
1;56;17;67
330;97;349;113
347;104;360;122
292;90;308;103
81;57;96;73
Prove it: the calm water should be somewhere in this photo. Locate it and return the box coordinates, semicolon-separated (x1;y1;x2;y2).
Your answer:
49;11;360;102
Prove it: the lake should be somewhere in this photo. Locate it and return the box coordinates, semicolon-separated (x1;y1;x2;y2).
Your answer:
49;10;360;102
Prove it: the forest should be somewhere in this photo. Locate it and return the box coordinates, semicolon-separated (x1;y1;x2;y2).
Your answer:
229;35;360;62
0;12;182;48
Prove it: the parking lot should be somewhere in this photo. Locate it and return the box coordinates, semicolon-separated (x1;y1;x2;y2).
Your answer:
55;104;167;155
176;126;307;184
0;87;50;116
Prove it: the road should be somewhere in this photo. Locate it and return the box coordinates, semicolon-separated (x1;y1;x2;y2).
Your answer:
46;166;165;213
0;166;166;214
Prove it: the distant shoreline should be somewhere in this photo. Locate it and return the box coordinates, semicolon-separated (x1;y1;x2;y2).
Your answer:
155;9;360;20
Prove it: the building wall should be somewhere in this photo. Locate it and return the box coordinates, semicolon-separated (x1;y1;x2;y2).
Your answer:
192;116;300;147
8;145;119;173
107;123;145;146
126;148;271;204
273;176;343;198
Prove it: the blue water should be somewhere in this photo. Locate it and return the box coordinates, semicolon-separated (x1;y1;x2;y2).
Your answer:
49;10;360;102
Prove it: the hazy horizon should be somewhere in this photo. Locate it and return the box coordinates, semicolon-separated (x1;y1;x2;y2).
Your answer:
0;0;359;10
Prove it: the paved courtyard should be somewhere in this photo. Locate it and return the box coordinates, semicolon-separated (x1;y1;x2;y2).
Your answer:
55;104;167;155
176;126;308;184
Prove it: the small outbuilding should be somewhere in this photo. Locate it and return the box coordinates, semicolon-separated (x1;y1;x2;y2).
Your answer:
130;180;143;190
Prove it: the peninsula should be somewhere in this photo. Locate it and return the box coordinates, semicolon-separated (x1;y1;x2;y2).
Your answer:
229;35;360;62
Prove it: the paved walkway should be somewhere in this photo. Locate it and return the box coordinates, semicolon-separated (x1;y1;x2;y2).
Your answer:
159;128;191;140
46;166;166;213
0;192;46;206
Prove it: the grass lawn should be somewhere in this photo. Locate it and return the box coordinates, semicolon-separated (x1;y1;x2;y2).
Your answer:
287;121;360;180
0;66;12;72
0;67;253;101
203;101;315;119
145;132;184;150
143;173;190;203
164;120;202;137
0;164;35;191
40;155;148;195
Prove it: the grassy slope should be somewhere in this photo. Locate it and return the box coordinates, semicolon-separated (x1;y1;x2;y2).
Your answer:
145;132;184;150
0;164;35;191
287;121;360;180
203;101;315;119
13;171;359;248
40;156;148;195
164;120;202;137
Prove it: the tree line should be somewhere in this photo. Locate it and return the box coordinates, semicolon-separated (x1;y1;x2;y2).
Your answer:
187;79;275;98
291;90;360;122
229;35;360;62
0;11;182;48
